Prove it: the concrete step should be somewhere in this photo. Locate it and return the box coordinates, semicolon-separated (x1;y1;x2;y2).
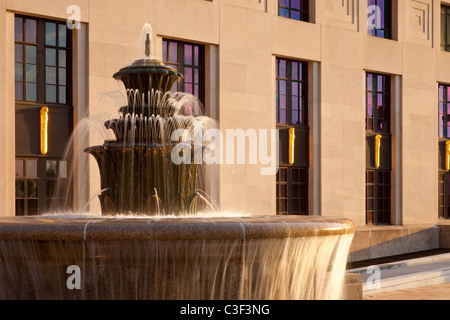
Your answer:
347;252;450;294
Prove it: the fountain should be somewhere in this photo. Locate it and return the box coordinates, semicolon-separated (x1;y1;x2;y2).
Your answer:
0;25;356;300
85;26;204;216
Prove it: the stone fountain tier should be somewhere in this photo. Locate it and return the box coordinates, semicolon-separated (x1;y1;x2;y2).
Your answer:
101;114;196;143
0;215;355;241
85;142;202;215
0;215;356;300
113;57;183;107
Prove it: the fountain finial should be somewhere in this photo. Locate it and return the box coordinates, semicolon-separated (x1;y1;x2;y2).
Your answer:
143;23;152;58
145;32;151;57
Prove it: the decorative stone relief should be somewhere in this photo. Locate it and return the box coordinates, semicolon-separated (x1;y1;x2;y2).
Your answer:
325;0;359;31
406;0;432;47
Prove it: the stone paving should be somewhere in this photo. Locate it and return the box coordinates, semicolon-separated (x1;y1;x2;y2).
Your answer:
347;249;450;300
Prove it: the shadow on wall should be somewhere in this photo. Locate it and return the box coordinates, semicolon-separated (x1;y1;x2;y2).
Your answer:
348;224;442;263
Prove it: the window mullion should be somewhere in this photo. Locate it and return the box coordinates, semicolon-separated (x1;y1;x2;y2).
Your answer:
178;42;184;93
287;167;292;214
37;20;46;105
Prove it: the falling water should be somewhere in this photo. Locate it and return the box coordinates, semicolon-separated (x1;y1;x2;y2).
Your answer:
0;223;354;300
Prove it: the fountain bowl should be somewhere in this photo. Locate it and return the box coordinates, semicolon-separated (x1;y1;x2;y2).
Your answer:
0;214;355;300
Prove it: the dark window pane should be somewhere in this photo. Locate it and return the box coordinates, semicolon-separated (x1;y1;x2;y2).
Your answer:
292;169;299;182
280;199;286;213
184;44;192;64
15;180;24;198
169;42;178;62
185;83;192;94
25;45;36;64
162;40;167;60
59;86;66;104
46;180;56;198
27;199;38;215
59;50;66;67
15;17;23;42
280;109;287;123
291;11;300;20
184;67;192;83
291;110;298;124
292;199;298;212
46;66;57;84
45;22;56;46
46;48;57;66
194;46;199;66
15;63;23;81
367;73;373;90
15;44;23;62
300;169;307;182
15;159;24;178
279;60;286;78
46;85;56;103
280;80;286;95
292;96;298;110
279;8;290;18
15;199;24;215
59;68;66;85
59;161;68;178
292;0;301;10
26;64;36;82
25;19;37;43
26;160;38;177
26;180;38;198
300;199;307;212
25;83;37;101
194;69;199;83
194;84;199;97
46;160;57;177
15;82;23;100
292;82;298;96
59;24;67;47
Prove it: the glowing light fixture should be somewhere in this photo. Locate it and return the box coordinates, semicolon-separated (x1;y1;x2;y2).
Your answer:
289;128;295;165
40;107;49;155
374;134;381;169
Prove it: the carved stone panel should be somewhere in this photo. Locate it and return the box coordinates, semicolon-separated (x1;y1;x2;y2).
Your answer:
406;0;432;47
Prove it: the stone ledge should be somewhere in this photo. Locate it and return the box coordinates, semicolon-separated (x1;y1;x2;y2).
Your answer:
0;215;355;241
349;224;440;262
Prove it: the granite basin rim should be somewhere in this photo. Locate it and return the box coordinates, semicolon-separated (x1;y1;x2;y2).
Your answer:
0;215;355;241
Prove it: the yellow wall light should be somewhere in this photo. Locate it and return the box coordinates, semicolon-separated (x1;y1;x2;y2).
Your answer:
446;140;450;171
289;128;295;165
374;134;381;169
40;107;49;155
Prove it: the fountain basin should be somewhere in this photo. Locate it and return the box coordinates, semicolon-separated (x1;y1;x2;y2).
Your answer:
0;215;354;241
0;215;355;300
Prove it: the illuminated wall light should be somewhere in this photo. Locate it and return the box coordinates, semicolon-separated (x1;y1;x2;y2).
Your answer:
40;107;49;155
289;128;295;165
374;134;381;169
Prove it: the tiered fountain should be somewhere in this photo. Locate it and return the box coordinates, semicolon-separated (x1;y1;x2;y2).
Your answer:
85;31;203;215
0;26;356;300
